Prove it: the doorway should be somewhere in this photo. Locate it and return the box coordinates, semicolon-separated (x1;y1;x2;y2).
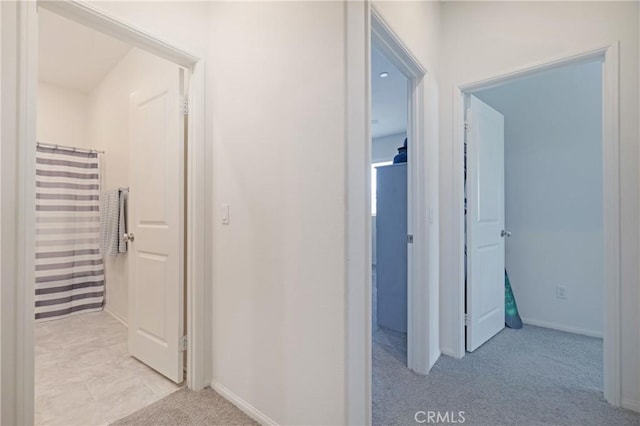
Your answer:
370;43;409;364
453;44;622;405
461;60;606;406
34;7;188;425
6;1;208;424
465;59;605;351
367;8;432;379
368;8;436;425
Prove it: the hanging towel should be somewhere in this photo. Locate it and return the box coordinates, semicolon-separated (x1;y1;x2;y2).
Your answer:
118;189;128;253
100;189;120;256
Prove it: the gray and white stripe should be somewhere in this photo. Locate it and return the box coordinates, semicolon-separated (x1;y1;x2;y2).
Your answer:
35;145;104;321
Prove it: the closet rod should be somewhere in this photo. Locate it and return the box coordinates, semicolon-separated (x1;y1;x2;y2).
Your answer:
37;141;105;154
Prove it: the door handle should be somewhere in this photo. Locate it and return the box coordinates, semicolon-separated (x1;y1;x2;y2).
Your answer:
122;232;135;242
501;230;512;238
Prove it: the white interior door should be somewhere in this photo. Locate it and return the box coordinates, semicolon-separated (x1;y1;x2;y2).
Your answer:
128;66;185;383
465;95;505;352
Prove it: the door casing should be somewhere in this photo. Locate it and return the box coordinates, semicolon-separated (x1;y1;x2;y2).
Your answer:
6;1;209;424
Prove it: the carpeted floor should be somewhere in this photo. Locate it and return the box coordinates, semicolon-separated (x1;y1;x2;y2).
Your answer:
373;325;640;426
110;326;638;426
110;388;257;426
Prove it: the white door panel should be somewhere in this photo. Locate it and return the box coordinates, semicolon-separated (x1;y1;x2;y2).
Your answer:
466;95;505;352
128;66;185;383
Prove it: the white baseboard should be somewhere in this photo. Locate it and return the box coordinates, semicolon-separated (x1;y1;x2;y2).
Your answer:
621;398;640;413
105;307;128;327
210;380;279;426
429;349;441;370
440;346;465;360
521;317;603;338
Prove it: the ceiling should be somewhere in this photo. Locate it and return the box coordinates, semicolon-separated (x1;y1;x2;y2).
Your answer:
371;46;407;139
38;8;132;93
474;59;603;115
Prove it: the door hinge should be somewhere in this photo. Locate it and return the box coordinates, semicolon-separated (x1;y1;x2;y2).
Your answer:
407;234;414;244
181;98;189;115
464;121;470;143
179;335;188;351
464;313;470;326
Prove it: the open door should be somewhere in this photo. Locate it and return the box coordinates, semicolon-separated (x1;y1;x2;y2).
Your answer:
465;95;505;352
127;66;185;383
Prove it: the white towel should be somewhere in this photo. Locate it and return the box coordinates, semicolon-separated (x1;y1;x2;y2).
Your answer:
100;189;120;256
118;189;128;253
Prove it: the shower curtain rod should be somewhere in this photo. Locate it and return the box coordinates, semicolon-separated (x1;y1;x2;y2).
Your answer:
37;141;105;154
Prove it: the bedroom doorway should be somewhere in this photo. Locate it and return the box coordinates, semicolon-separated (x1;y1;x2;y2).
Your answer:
452;44;622;407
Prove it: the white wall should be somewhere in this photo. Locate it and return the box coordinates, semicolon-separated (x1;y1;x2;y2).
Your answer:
88;48;179;324
439;1;639;410
475;60;604;337
37;82;91;150
208;3;347;423
372;131;406;163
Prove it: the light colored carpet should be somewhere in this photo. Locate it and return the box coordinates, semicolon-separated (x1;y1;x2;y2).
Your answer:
110;387;257;426
373;326;407;363
374;325;639;426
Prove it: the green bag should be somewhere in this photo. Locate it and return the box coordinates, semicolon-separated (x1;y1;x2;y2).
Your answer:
505;270;522;329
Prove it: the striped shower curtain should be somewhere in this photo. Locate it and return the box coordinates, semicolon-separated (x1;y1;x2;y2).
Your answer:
35;146;105;321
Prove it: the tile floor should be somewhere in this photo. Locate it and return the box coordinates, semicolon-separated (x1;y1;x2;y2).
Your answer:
35;311;181;426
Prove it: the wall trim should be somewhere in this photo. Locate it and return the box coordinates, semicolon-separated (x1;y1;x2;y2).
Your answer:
449;41;622;406
105;308;128;328
520;318;603;339
440;347;458;359
621;398;640;413
210;381;279;426
344;1;371;424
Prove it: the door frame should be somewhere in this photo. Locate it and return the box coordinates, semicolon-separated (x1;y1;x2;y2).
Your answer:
451;43;621;406
345;2;437;424
370;7;429;375
5;1;208;423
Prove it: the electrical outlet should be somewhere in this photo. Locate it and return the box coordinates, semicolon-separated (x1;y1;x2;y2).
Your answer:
556;285;567;300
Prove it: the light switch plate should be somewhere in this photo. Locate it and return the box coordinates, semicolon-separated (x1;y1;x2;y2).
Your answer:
221;204;230;224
